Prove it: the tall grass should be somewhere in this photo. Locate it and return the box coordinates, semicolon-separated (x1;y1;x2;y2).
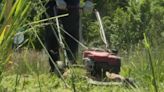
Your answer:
0;0;32;82
1;35;164;91
143;33;158;92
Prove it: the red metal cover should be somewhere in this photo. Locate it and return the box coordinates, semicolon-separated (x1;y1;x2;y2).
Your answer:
83;50;120;63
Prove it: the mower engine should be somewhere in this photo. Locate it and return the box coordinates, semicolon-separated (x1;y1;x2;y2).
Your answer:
83;49;121;80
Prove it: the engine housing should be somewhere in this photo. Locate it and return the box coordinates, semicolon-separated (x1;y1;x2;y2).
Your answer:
83;50;121;79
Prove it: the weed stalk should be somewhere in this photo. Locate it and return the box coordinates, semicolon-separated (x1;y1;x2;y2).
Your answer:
144;33;158;92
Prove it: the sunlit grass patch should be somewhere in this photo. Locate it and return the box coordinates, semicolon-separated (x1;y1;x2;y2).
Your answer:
5;49;49;74
0;46;164;92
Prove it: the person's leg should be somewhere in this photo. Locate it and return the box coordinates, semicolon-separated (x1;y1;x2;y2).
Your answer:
60;7;80;63
45;26;59;72
44;1;60;72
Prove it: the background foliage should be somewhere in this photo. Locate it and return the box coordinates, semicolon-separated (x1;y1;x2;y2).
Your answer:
83;0;164;50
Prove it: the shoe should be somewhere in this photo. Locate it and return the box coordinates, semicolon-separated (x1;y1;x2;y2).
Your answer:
49;61;66;77
56;60;66;70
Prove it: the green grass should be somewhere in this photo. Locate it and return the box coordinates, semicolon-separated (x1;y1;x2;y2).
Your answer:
0;42;163;92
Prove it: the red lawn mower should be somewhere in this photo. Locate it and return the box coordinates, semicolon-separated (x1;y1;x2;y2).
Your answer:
56;9;134;86
82;10;134;86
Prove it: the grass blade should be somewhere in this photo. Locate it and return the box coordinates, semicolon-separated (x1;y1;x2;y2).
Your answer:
144;33;158;92
0;26;7;45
